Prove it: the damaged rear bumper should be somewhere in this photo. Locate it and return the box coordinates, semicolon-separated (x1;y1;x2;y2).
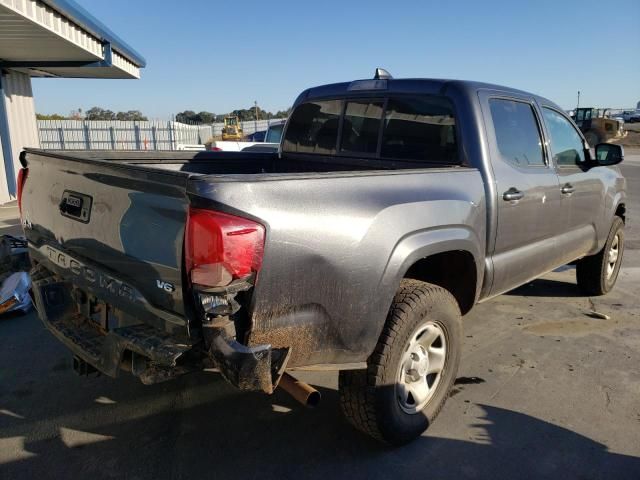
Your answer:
31;266;288;392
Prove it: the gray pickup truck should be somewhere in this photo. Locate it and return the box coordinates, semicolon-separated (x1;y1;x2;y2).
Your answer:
18;70;626;445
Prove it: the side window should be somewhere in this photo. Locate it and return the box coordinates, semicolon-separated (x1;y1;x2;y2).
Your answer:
265;124;284;143
381;95;458;163
542;108;585;167
282;100;341;154
340;100;384;155
489;99;545;167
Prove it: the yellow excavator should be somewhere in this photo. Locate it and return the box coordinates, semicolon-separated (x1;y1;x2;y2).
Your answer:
572;108;625;145
221;115;243;141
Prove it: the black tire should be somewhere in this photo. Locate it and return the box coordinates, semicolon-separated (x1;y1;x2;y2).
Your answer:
576;216;624;296
339;280;462;445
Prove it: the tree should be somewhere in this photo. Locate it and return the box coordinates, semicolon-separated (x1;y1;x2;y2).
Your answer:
85;107;115;120
176;106;290;124
116;110;147;121
36;113;67;120
197;111;215;124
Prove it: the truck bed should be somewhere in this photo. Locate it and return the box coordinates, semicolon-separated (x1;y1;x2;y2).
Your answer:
30;149;463;176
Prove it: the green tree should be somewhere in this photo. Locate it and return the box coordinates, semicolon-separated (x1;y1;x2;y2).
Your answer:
36;113;67;120
85;107;116;120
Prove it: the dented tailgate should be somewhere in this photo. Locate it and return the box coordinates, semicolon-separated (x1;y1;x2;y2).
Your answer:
20;150;191;332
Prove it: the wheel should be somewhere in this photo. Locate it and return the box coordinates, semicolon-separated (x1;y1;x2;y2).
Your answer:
576;216;624;295
339;280;462;445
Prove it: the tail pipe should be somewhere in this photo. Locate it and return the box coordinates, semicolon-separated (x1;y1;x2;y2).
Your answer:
278;372;321;407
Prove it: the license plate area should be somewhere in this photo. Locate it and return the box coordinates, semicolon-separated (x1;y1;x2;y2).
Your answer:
75;290;115;333
59;190;92;223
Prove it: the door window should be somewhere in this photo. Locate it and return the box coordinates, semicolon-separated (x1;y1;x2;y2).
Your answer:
489;99;545;167
542;108;585;167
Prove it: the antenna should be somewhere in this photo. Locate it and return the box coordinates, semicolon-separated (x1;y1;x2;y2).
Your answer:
374;68;393;80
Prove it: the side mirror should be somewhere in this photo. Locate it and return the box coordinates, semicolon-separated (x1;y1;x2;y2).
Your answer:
594;143;624;166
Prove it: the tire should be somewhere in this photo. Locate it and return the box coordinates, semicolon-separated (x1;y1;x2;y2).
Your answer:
576;216;624;296
339;280;462;445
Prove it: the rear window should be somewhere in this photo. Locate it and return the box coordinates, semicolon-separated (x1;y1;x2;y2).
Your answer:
381;96;457;163
282;95;459;164
281;100;341;154
340;100;384;155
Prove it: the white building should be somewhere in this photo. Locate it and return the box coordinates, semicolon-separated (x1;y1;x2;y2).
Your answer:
0;0;145;203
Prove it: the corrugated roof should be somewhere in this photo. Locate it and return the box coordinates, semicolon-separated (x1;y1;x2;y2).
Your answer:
0;0;145;79
40;0;145;67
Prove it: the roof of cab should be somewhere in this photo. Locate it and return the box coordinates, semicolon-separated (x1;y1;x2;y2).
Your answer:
296;78;558;110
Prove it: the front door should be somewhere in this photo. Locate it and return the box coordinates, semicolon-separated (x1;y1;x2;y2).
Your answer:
479;92;565;296
540;106;606;261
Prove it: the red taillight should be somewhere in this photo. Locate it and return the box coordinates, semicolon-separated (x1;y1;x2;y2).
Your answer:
185;207;265;287
17;168;28;216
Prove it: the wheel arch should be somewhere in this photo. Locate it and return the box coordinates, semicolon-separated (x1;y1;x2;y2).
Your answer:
378;227;484;317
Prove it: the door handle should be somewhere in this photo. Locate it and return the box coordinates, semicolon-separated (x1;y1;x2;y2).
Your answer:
561;183;575;194
502;188;524;201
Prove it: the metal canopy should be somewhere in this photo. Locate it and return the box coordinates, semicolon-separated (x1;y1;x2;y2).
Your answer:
0;0;145;79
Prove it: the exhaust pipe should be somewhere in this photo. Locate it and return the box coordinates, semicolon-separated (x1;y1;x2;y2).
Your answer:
278;372;321;407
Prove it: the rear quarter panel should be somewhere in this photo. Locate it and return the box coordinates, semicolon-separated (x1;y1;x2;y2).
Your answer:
189;168;486;366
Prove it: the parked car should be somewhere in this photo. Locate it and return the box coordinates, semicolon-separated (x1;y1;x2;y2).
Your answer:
246;130;266;142
18;71;626;445
622;110;640;123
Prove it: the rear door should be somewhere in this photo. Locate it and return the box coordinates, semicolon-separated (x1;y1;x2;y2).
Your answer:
479;92;565;296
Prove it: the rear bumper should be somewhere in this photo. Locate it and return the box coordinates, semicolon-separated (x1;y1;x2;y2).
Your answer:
31;271;194;381
31;264;288;392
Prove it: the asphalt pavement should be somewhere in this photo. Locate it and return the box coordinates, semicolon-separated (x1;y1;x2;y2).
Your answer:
1;155;639;479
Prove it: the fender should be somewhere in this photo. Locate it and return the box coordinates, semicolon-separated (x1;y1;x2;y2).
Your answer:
371;226;484;335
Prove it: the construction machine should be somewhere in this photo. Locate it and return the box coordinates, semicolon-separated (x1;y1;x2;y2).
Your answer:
572;108;625;145
221;115;244;141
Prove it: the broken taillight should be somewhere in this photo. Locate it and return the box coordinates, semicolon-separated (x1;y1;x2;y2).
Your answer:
17;167;28;216
185;207;265;287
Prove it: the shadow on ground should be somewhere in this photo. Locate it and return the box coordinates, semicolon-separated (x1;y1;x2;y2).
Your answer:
506;277;584;298
1;368;638;480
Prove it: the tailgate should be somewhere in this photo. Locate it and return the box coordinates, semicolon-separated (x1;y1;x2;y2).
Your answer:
21;150;191;332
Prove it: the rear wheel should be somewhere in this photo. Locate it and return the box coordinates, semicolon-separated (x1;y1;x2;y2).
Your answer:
339;280;462;445
576;217;624;295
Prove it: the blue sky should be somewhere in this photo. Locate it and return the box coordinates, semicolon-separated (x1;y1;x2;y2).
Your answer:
33;0;640;119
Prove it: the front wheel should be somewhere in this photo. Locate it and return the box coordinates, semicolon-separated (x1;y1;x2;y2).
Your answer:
339;280;462;445
576;216;624;295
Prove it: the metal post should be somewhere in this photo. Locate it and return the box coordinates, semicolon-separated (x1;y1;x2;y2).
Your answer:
576;90;580;111
83;120;91;149
168;118;174;150
151;125;157;150
0;72;17;196
134;122;141;150
109;126;116;150
58;127;66;150
254;100;258;135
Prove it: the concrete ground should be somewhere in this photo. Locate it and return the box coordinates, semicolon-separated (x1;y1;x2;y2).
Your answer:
1;156;639;479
